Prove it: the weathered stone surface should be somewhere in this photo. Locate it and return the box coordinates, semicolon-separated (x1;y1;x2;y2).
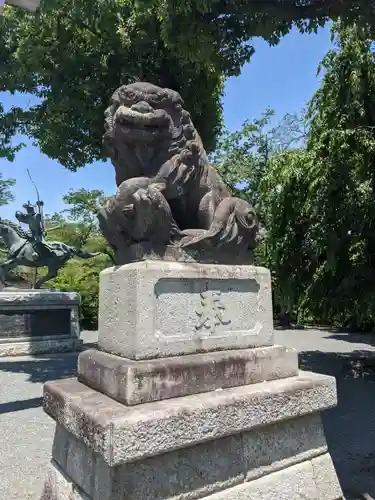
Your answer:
40;460;89;500
78;345;298;405
52;425;244;500
311;454;344;500
0;289;81;355
42;451;342;500
51;427;116;500
100;82;257;264
50;412;330;500
204;457;343;499
0;290;80;307
0;291;81;355
243;413;327;481
0;337;83;357
98;261;274;360
43;371;337;466
70;306;80;339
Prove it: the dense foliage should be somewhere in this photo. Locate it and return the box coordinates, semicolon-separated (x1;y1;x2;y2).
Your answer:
213;110;309;322
0;173;15;206
298;21;375;329
0;173;16;255
135;0;375;76
0;0;223;170
3;0;374;171
217;21;375;330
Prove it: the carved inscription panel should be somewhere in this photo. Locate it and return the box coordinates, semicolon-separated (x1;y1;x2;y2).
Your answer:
154;278;261;340
0;309;71;338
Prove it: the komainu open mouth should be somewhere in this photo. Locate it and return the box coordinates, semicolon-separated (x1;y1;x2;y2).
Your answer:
116;107;168;131
119;118;161;131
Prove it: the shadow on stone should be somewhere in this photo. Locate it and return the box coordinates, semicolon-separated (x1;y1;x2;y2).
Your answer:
0;352;78;384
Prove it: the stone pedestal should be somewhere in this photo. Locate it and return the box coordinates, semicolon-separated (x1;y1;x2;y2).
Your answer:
41;262;343;500
0;290;82;356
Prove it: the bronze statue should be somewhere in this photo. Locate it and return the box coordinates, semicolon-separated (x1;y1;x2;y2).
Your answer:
0;199;100;289
15;201;57;260
16;201;44;242
100;81;258;264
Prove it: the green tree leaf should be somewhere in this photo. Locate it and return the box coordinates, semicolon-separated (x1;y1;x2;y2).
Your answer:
0;1;223;169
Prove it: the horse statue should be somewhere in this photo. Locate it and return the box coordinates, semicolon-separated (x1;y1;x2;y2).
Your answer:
0;212;100;289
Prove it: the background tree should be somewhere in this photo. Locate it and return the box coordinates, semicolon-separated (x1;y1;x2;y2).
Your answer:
212;108;309;323
0;105;24;161
212;109;307;206
212;21;375;331
0;172;16;258
261;21;375;329
260;148;314;323
135;0;375;76
296;20;375;329
0;0;223;170
0;172;16;206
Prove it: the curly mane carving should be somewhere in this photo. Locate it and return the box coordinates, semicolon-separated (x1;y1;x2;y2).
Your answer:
99;81;258;265
103;82;208;186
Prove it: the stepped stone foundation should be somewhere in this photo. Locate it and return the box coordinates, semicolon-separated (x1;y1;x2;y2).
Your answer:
40;262;343;500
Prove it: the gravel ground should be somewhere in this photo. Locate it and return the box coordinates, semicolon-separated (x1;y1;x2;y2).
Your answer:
1;328;375;499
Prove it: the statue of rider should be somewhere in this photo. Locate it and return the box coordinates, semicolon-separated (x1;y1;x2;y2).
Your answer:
15;201;51;259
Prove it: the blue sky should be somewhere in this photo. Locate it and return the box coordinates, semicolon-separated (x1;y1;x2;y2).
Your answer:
0;24;333;220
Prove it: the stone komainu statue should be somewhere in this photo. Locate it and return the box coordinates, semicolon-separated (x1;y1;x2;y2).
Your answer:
98;82;258;264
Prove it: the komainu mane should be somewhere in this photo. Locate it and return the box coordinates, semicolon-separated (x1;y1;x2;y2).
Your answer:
99;81;258;264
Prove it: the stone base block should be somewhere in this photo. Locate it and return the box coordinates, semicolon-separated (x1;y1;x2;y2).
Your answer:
98;262;274;360
41;411;343;500
0;290;81;356
0;337;83;357
43;371;338;466
114;242;255;266
77;345;298;405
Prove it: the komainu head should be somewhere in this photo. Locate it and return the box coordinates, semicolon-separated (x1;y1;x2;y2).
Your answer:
103;82;208;185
